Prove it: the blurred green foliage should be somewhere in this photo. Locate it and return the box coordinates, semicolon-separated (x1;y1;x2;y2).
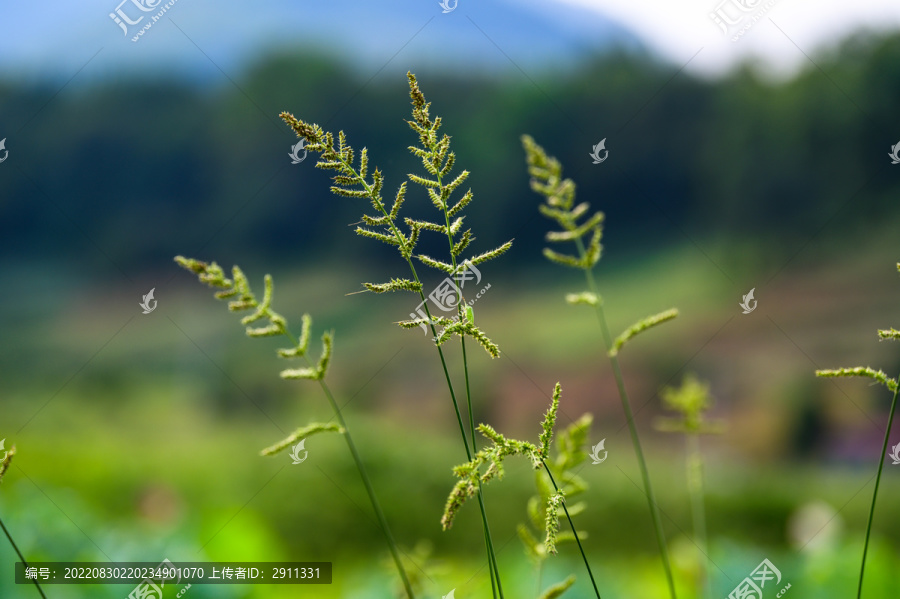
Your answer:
4;30;900;598
2;32;900;271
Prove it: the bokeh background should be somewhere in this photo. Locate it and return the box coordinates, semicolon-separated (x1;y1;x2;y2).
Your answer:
3;0;900;597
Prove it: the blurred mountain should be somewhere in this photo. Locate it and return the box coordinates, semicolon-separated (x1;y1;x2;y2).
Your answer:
1;20;899;288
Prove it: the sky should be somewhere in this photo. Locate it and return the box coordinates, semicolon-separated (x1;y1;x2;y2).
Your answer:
558;0;900;78
0;0;898;82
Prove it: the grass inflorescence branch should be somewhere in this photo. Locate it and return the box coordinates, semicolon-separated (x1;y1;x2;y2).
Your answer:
175;256;415;598
443;384;602;598
282;72;515;596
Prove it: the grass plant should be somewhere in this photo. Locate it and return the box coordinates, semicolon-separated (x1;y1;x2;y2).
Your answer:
816;262;900;599
522;135;679;599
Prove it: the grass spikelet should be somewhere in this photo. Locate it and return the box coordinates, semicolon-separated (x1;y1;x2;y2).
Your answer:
815;366;898;393
877;328;900;340
469;241;513;266
539;576;576;599
260;423;344;456
435;320;500;358
316;331;333;379
279;367;320;380
565;292;600;307
364;279;423;294
0;444;14;483
544;491;565;555
539;383;562;459
609;309;680;357
278;314;312;358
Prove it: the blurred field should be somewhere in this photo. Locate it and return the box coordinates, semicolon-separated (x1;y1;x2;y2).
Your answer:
4;15;900;596
3;225;900;597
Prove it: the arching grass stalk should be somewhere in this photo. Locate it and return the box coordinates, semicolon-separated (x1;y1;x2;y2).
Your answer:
0;446;48;599
405;73;505;595
280;73;513;597
443;384;602;599
577;237;677;599
461;336;503;597
658;374;725;599
816;279;900;599
522;136;679;599
856;380;900;599
281;329;416;599
175;258;415;598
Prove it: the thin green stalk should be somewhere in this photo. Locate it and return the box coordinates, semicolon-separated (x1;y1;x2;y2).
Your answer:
413;287;504;598
463;338;501;597
541;463;602;598
687;433;709;599
283;328;415;599
0;516;47;599
432;142;504;596
475;483;501;597
576;237;677;599
336;150;504;597
390;219;504;598
857;376;900;599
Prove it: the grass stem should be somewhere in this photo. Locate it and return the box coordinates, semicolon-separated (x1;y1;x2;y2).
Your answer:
463;337;503;596
857;376;900;599
329;132;504;597
436;153;504;596
686;433;709;599
284;327;416;599
0;515;47;599
408;271;504;599
541;463;602;599
576;237;677;599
